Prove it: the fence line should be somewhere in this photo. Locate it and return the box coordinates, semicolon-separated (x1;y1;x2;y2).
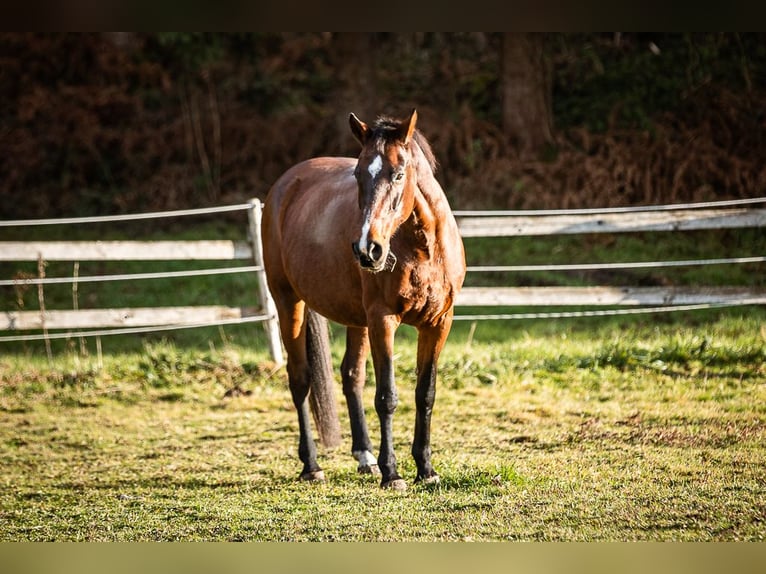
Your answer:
456;286;765;307
0;314;271;342
453;300;766;322
0;240;253;261
4;305;260;331
2;197;764;351
0;203;253;227
454;198;765;320
0;265;261;287
466;256;766;273
454;196;766;216
456;207;766;237
0;199;283;363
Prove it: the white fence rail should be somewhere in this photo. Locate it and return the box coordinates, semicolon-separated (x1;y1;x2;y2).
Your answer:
0;199;283;363
457;207;766;237
2;196;764;355
0;241;254;262
453;197;766;320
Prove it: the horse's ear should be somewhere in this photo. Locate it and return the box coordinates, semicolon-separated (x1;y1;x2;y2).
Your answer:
349;113;369;146
400;108;418;145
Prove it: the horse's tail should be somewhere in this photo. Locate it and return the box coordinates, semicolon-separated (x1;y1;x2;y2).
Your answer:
305;309;342;449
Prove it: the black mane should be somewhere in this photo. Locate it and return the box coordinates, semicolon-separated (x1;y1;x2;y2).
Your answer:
371;116;439;174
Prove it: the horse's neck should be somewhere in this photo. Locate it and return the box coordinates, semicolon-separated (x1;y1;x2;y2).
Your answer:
407;145;456;255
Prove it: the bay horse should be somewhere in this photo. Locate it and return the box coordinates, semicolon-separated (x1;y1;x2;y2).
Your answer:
261;109;465;490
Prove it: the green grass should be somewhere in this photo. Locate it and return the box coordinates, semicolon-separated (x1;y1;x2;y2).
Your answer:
1;222;765;540
1;311;764;541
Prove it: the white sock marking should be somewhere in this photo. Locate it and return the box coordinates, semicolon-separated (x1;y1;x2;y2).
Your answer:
353;450;377;467
359;155;382;254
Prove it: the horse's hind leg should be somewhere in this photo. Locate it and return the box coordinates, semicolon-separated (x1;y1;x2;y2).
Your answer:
277;296;324;481
341;327;378;475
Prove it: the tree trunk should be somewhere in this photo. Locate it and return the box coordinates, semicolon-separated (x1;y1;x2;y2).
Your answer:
332;33;377;155
501;33;554;158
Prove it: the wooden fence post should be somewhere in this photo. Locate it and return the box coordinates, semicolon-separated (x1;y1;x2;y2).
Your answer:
247;199;284;365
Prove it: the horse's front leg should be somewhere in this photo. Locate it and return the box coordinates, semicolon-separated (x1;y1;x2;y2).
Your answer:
412;313;453;484
341;327;378;475
368;313;406;490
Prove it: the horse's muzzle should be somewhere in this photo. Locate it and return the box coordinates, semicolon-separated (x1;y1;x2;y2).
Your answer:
351;241;397;272
352;240;381;271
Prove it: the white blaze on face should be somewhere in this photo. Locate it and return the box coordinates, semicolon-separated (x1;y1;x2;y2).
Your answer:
367;154;383;180
358;209;371;252
358;154;383;253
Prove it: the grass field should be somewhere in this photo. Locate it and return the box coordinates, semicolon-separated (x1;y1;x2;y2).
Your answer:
1;311;764;541
1;221;765;541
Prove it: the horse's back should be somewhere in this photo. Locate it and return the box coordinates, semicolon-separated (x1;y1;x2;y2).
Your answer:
265;157;356;218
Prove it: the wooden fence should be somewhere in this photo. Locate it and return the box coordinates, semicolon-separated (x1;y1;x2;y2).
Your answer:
453;198;766;316
1;197;764;362
0;200;284;364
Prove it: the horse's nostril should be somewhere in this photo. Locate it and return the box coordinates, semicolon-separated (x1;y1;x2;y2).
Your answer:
369;242;383;262
351;241;361;257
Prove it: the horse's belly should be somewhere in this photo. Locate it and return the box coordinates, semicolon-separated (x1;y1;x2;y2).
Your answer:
286;257;367;326
281;193;367;327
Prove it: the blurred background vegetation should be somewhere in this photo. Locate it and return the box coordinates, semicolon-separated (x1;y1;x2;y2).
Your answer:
1;32;764;218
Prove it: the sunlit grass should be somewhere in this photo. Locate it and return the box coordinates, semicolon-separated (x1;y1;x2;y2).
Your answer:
2;222;765;540
1;311;764;541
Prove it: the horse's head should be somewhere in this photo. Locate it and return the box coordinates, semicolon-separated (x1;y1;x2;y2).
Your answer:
348;109;419;273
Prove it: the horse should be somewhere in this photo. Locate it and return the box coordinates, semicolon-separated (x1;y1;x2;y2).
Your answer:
261;109;466;490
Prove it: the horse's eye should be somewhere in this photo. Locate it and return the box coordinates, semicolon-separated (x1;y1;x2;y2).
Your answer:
393;171;405;184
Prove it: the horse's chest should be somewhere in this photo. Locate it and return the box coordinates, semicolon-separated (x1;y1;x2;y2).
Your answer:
396;261;454;324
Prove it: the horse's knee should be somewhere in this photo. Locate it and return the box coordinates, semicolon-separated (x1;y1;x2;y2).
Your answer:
340;356;354;389
341;367;364;397
341;331;368;398
287;366;310;404
415;386;435;413
374;389;398;416
415;362;436;403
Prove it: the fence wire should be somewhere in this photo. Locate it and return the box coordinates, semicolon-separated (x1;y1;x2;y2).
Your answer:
0;314;272;342
467;256;766;273
455;196;766;217
0;203;252;227
0;265;262;287
453;299;766;321
1;200;275;346
2;197;764;343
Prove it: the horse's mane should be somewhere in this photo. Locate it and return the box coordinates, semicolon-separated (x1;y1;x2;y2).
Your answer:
370;116;439;174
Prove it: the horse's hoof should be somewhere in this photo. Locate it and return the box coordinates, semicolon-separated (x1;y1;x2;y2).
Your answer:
299;469;325;482
416;474;440;486
358;464;381;476
380;478;408;491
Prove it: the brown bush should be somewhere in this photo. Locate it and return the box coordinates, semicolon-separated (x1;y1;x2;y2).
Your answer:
1;33;764;218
